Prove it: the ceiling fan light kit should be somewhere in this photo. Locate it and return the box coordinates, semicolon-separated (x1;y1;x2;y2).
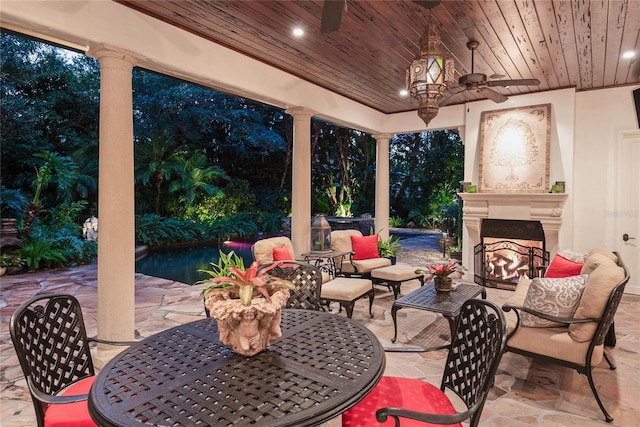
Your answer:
406;20;455;126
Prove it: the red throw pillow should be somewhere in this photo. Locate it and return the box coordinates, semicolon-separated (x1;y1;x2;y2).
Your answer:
272;244;293;261
351;234;380;260
544;254;583;278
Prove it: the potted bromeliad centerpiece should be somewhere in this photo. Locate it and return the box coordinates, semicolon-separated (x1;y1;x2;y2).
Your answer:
200;251;294;357
415;261;464;293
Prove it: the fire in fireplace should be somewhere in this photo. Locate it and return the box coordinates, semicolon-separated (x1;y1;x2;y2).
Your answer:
474;219;549;290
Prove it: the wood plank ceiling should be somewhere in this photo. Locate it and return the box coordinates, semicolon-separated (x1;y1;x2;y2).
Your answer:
116;0;640;114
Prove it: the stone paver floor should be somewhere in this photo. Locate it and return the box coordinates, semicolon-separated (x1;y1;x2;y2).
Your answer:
1;233;639;426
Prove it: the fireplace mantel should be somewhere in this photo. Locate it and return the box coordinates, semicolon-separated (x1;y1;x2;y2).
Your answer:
458;192;568;256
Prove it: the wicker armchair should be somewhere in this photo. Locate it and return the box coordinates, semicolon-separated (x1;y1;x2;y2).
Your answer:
9;293;134;427
342;299;507;427
260;260;323;311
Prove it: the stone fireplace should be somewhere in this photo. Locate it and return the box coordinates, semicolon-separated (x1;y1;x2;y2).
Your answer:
458;192;568;287
473;219;549;289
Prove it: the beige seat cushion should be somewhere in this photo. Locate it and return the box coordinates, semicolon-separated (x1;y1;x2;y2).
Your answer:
321;278;372;301
505;319;603;366
371;263;421;281
586;248;618;263
343;257;391;274
580;252;617;275
504;277;603;366
252;236;295;264
569;262;625;342
331;229;362;253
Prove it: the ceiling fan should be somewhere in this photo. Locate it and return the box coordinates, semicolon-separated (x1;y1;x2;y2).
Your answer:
442;40;540;104
321;0;442;34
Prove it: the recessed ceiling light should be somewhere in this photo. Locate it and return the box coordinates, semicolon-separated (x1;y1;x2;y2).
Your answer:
622;51;635;59
399;89;409;97
292;27;304;37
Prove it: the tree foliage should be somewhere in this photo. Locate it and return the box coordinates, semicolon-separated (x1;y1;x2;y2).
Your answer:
1;31;464;272
390;130;463;226
311;121;375;216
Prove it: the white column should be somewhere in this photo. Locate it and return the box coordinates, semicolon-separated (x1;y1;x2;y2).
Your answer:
285;108;314;256
88;45;139;343
373;134;392;240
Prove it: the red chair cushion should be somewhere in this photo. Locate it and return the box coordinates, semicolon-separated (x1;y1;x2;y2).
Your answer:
272;244;294;261
544;254;583;278
44;376;97;427
351;234;380;260
342;376;461;427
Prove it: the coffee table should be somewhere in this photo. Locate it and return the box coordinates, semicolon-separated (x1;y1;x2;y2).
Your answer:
390;281;486;351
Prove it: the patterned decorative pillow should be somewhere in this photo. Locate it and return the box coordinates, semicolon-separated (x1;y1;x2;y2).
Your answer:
558;249;587;263
521;274;588;327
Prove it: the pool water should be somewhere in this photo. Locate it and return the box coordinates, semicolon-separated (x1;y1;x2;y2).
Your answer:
135;241;254;285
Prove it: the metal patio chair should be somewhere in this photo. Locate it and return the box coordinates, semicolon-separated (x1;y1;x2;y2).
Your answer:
342;299;507;427
10;293;134;427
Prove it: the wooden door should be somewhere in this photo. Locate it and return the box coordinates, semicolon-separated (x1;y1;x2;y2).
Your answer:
614;130;640;295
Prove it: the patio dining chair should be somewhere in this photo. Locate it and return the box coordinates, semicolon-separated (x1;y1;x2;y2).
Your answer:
260;260;323;311
342;299;507;427
9;293;134;427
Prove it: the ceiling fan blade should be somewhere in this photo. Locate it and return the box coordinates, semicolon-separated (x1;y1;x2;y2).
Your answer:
486;78;540;87
438;86;466;106
321;0;345;33
411;0;442;10
478;87;508;103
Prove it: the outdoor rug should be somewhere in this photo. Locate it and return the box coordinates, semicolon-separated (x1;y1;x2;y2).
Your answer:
342;283;452;353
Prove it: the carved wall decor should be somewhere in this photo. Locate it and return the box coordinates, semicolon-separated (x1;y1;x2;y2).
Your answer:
478;104;551;193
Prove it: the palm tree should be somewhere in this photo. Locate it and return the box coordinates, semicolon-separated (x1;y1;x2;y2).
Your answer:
168;152;228;212
24;151;78;233
134;131;186;214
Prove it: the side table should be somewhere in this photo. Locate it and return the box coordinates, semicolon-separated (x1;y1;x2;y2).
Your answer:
301;250;350;279
391;281;486;351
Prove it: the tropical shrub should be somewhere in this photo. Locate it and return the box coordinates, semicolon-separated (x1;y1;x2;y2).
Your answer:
389;216;405;227
17;239;70;270
407;207;434;229
135;212;259;246
135;214;204;246
253;211;285;233
0;185;28;219
205;213;259;242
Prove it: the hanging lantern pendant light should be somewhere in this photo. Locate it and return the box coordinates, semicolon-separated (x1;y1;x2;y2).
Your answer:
406;16;455;126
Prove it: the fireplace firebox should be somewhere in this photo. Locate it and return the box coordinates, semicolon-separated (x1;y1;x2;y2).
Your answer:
474;219;549;290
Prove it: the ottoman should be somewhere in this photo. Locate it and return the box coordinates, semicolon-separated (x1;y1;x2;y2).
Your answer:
370;263;425;299
321;277;374;319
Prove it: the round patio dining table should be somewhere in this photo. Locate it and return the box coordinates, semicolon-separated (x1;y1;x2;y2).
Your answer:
88;309;385;427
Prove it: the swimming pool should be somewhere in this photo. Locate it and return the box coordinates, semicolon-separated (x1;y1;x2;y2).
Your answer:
135;241;254;285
